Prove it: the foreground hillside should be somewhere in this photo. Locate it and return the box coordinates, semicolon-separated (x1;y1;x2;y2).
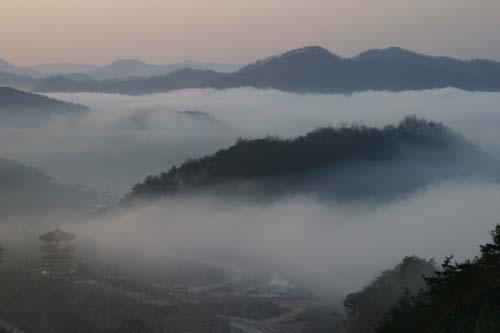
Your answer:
126;116;497;202
33;46;500;95
343;256;436;333
377;225;500;333
0;272;228;333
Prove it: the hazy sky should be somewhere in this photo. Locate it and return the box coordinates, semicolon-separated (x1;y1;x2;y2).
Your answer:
2;0;500;65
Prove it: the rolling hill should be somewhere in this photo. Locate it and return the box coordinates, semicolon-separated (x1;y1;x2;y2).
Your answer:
125;116;498;202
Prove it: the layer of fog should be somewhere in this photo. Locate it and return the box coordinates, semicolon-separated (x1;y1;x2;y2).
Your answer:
3;179;498;302
1;88;500;195
1;88;500;302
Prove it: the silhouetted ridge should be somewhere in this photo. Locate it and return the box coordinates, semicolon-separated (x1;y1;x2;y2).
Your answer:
0;86;89;112
32;46;500;95
126;117;494;201
237;46;339;74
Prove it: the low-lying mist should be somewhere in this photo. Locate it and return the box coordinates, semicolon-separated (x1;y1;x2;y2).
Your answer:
1;88;500;195
34;179;500;302
1;87;500;305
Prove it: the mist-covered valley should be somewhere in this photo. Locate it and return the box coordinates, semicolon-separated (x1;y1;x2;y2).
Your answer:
1;87;500;332
2;87;500;194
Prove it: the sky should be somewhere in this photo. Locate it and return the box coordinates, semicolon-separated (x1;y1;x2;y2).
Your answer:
1;0;500;65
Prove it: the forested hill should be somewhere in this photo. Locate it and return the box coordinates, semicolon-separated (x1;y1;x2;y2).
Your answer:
126;117;496;201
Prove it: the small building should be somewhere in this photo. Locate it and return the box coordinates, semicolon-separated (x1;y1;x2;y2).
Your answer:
39;228;76;276
268;278;295;295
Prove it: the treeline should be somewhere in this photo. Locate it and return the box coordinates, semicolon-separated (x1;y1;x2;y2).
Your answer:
343;256;436;333
341;225;500;333
127;116;479;200
377;225;500;332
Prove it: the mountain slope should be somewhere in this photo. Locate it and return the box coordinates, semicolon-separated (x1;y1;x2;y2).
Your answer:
343;256;436;333
353;47;500;78
0;87;89;123
0;87;88;111
377;225;500;333
126;117;497;202
0;157;112;221
33;46;500;95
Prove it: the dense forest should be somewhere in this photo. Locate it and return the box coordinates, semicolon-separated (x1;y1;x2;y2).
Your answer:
377;225;500;332
127;116;494;201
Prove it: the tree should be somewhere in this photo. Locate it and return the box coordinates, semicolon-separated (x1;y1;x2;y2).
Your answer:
377;225;500;333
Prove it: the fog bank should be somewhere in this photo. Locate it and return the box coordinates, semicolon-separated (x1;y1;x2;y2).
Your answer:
1;88;499;195
71;180;500;300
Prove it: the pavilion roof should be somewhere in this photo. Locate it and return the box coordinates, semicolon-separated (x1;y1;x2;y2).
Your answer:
39;228;76;241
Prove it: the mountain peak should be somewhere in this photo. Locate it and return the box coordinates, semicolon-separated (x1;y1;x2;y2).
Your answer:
110;59;146;66
238;45;338;73
284;45;333;56
354;47;422;61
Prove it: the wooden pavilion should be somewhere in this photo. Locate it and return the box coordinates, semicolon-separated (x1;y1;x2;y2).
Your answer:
39;228;76;276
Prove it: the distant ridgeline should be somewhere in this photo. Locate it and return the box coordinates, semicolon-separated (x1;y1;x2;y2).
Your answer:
126;117;498;202
32;46;500;95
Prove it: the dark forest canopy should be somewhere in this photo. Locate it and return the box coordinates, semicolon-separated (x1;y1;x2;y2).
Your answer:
126;116;496;202
32;46;500;95
377;225;500;333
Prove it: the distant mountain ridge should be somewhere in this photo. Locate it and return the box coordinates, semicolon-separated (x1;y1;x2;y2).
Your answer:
34;68;224;95
32;46;500;95
87;59;241;80
0;57;241;89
